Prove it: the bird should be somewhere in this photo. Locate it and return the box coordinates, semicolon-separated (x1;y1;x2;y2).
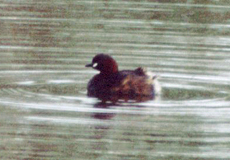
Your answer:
85;54;161;102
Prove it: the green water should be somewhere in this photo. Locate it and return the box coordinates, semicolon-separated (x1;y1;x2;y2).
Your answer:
0;0;230;159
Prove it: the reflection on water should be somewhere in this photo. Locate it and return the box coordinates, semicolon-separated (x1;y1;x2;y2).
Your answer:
1;0;230;159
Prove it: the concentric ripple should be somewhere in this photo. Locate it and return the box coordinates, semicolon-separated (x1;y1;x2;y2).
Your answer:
1;0;230;159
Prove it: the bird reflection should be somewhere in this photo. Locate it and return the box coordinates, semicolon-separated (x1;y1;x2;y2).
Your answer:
90;95;155;121
91;102;115;120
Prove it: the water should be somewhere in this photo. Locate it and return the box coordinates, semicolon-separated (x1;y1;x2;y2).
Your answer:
1;1;230;159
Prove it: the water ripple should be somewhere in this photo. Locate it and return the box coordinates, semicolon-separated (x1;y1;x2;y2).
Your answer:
1;1;230;159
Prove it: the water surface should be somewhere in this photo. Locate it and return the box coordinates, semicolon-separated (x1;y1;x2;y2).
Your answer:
0;1;230;159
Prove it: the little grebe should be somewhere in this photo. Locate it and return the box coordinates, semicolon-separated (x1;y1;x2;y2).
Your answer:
85;54;161;102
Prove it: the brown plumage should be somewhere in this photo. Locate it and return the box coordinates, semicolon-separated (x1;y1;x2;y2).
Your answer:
85;54;161;102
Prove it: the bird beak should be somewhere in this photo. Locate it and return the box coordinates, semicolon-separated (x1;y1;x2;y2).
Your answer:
85;63;93;67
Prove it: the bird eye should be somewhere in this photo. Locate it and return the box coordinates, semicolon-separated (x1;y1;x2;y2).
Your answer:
93;63;98;68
